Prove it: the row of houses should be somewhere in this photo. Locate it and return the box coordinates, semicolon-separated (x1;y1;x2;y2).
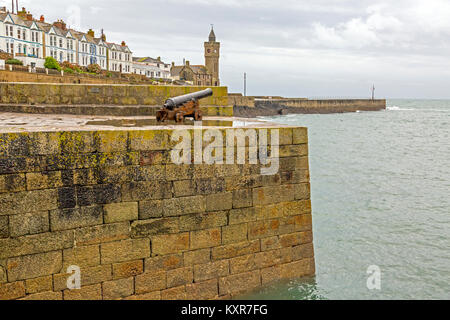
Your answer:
0;6;170;79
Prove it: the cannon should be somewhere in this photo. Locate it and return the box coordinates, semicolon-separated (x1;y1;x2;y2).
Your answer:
156;88;213;123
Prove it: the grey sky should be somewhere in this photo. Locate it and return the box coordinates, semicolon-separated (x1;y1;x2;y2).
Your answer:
4;0;450;98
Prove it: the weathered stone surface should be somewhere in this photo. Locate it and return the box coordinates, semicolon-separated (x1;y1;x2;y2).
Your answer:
0;216;8;238
232;189;253;209
9;211;49;237
184;249;211;266
161;285;186;300
63;283;102;300
101;239;150;264
25;275;53;294
7;251;62;282
293;128;308;145
103;277;134;300
20;291;62;300
261;265;282;285
135;271;167;294
229;208;255;225
173;180;195;197
219;270;261;296
280;259;315;279
292;243;315;261
212;240;260;261
194;260;229;282
123;291;161;300
294;183;311;200
74;222;130;246
167;267;193;288
248;219;281;240
113;260;144;280
50;205;103;231
261;236;281;251
0;281;26;300
162;196;206;217
129;130;169;151
205;193;233;211
190;228;221;250
222;223;248;245
104;202;138;223
0;230;73;259
131;218;179;238
230;254;257;274
0;173;26;193
0;189;58;216
76;184;121;206
122;181;171;202
145;254;183;272
179;211;227;232
26;171;64;190
63;245;100;269
186;279;218;300
152;233;189;255
139;200;163;219
252;185;295;206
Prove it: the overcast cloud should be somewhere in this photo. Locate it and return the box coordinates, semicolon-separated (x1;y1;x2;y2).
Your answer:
4;0;450;98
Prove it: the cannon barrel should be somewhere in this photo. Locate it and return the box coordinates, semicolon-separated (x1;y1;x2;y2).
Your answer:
164;88;213;110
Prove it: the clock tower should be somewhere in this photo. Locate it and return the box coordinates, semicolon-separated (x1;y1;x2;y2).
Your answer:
204;26;220;86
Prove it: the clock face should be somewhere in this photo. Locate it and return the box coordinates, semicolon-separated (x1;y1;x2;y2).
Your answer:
207;49;211;53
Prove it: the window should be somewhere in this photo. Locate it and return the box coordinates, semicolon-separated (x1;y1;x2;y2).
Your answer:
23;30;26;40
59;38;63;48
5;26;8;37
36;48;39;57
17;28;21;39
10;26;13;37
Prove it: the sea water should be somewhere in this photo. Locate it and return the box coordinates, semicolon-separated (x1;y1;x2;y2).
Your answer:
241;99;450;300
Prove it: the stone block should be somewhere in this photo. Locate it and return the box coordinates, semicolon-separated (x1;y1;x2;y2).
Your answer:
222;223;248;245
167;267;193;288
194;260;229;282
152;233;189;255
229;254;257;274
63;245;100;269
183;249;211;266
219;270;261;296
50;205;103;231
161;286;186;300
113;260;144;280
229;208;255;225
135;271;167;295
145;254;183;272
26;171;63;190
248;219;281;240
293;128;308;145
186;279;218;300
0;189;58;216
206;193;233;211
20;291;62;300
131;218;179;238
211;240;260;261
103;277;134;300
74;222;130;246
0;216;8;238
101;239;150;264
294;183;311;200
7;251;62;282
63;283;102;300
0;173;26;193
162;196;206;217
190;228;221;250
232;189;253;209
139;200;164;219
54;264;112;291
0;281;26;300
25;275;53;294
104;202;139;223
9;211;49;237
179;211;227;232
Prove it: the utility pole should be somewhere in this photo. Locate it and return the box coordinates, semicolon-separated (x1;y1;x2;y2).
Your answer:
244;73;247;97
371;84;375;100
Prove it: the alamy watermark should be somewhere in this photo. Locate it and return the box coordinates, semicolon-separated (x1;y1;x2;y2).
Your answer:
170;123;280;176
366;265;381;290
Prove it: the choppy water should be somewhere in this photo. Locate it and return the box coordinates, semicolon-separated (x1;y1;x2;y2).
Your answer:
242;100;450;300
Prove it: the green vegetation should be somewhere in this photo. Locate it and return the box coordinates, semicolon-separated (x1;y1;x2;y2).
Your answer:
5;59;23;65
44;56;61;71
86;63;101;74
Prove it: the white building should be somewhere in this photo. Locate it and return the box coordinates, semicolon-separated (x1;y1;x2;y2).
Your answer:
132;57;171;79
0;6;132;72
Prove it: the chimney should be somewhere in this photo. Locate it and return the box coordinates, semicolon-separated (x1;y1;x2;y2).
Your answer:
0;6;6;13
186;60;190;66
121;41;126;47
26;12;32;21
87;29;95;37
11;0;14;15
53;20;67;31
157;57;161;62
101;29;106;41
17;6;27;19
40;15;45;22
171;62;175;67
183;58;185;65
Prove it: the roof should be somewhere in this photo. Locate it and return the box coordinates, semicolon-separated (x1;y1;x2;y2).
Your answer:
208;28;216;42
171;64;209;76
133;57;167;64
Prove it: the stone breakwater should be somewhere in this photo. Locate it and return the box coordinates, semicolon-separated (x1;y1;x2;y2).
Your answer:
233;98;386;117
0;123;314;300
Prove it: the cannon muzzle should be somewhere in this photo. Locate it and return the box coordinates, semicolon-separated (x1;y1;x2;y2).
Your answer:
164;88;213;110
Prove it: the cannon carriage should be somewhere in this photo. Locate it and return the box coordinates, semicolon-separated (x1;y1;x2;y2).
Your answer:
156;88;213;123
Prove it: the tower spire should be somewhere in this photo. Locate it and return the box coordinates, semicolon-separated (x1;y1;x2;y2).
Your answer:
208;25;216;42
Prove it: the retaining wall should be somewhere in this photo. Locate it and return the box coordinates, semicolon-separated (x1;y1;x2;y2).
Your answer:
0;126;314;300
